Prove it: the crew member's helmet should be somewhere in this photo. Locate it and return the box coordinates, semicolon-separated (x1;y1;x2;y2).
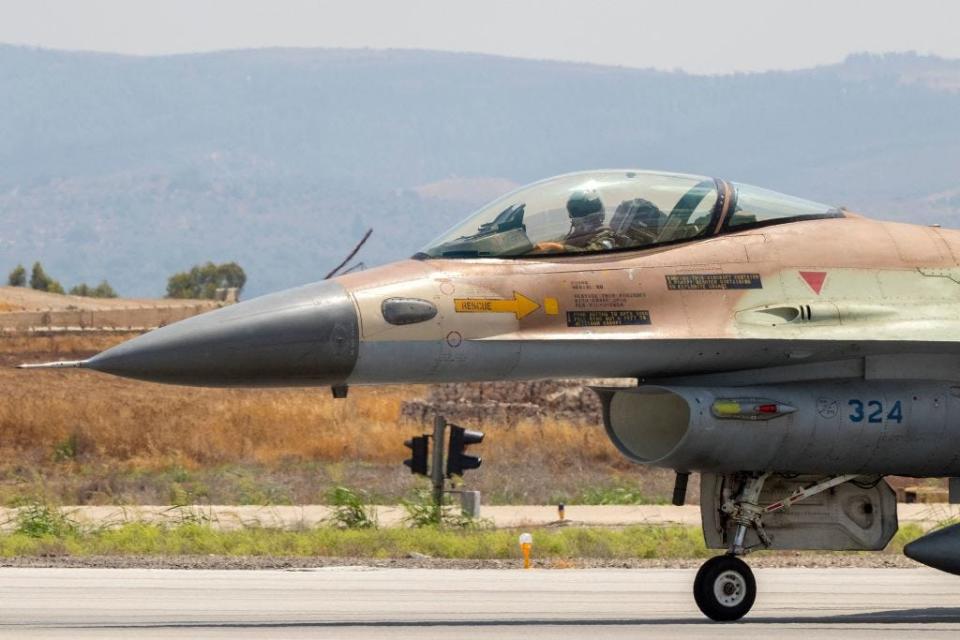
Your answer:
566;189;604;219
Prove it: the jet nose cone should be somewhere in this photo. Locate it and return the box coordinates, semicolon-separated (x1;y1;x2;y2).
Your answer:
87;280;358;387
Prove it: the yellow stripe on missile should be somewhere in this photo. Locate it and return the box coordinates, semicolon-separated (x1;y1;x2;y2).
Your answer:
712;401;743;416
454;291;541;320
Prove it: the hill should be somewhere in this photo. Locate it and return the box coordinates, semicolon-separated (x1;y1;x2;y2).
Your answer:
0;286;216;313
0;285;221;332
1;46;959;297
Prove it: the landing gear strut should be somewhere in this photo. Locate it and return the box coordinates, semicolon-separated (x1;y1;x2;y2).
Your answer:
692;472;859;621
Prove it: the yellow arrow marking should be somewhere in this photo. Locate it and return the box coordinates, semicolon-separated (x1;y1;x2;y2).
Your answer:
454;291;541;320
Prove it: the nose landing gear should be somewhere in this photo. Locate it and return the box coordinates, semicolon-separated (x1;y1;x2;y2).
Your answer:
692;472;861;621
694;472;768;621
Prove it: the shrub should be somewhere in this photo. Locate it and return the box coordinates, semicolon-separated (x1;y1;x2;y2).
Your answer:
400;489;482;528
326;486;377;529
14;501;78;538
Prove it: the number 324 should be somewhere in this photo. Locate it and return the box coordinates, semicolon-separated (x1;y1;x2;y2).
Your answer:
848;399;902;424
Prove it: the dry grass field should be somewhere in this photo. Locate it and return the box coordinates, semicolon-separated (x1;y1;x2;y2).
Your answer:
0;334;675;506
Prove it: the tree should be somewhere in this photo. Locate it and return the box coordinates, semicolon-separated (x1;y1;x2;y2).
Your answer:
29;262;64;294
29;262;50;291
166;261;246;299
216;262;246;291
69;280;118;298
93;280;118;298
7;264;26;287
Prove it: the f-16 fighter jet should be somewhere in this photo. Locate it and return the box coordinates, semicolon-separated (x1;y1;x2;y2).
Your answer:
22;170;960;620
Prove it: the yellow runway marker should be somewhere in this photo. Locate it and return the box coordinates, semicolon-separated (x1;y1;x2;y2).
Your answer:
454;291;540;320
519;532;533;569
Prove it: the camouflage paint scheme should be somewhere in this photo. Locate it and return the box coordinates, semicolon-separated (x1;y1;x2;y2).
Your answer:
341;213;960;385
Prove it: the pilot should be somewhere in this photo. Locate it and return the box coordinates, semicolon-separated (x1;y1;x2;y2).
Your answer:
534;189;621;253
613;197;666;245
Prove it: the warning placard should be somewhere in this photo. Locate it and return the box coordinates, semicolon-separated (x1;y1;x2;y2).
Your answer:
665;273;762;290
566;310;651;327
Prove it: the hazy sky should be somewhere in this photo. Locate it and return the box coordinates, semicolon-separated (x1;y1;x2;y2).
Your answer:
1;0;959;74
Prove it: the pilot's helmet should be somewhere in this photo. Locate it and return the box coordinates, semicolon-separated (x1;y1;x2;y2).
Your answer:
566;189;604;220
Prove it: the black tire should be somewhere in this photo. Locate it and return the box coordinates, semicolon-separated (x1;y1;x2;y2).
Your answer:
693;555;756;622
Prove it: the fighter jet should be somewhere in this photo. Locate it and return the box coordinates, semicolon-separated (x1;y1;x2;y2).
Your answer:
21;169;960;620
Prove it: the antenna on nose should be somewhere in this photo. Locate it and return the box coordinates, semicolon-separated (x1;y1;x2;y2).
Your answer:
325;228;373;279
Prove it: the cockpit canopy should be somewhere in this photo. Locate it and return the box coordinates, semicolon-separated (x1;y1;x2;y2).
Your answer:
418;170;841;259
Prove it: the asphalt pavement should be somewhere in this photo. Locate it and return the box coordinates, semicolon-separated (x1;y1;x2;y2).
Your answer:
2;567;960;639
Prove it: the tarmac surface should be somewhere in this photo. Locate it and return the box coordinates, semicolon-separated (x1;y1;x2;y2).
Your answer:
2;567;960;639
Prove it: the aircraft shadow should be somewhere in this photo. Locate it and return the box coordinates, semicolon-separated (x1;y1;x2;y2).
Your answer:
29;607;960;629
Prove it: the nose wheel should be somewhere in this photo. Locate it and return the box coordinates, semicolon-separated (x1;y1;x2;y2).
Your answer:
693;555;756;621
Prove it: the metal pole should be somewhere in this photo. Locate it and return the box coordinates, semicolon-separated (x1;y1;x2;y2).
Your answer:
431;414;447;512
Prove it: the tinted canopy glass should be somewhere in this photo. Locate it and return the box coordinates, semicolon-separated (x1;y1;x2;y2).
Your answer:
726;183;840;229
419;171;719;259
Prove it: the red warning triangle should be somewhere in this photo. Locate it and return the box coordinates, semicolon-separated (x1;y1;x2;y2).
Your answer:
799;271;827;295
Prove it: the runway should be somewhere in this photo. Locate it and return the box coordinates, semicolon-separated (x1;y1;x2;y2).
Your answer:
2;567;960;639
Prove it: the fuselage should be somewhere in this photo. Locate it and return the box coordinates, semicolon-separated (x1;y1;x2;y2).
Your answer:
82;214;960;388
